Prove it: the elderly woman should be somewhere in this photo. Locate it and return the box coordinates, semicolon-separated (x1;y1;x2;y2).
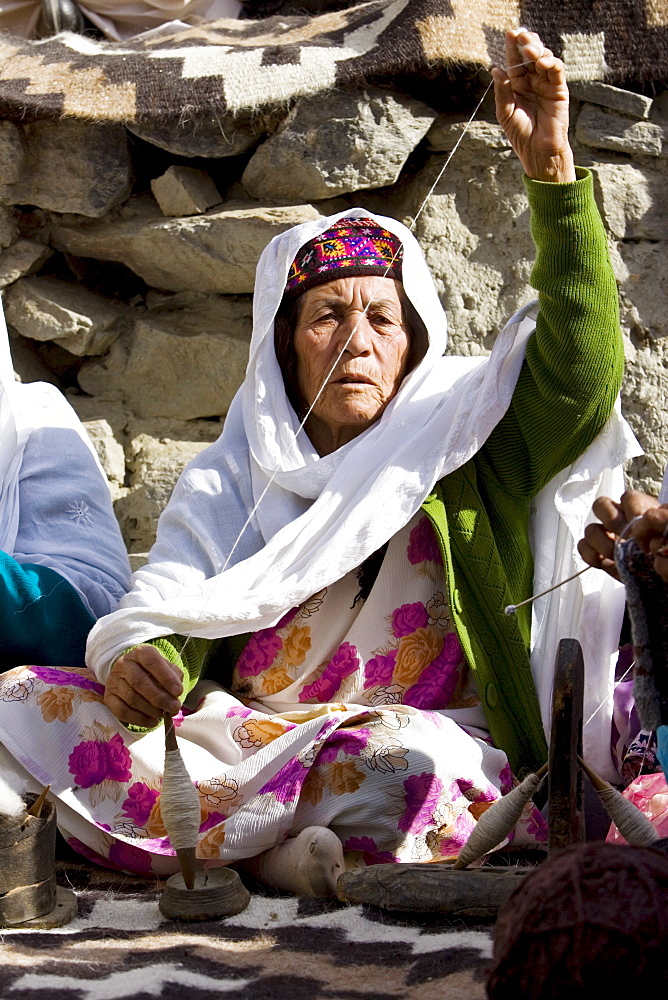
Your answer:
0;30;635;892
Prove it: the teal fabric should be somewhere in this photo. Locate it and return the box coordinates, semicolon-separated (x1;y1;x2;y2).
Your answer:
657;726;668;783
0;552;95;668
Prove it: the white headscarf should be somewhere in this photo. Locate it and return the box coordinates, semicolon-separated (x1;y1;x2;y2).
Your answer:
0;301;131;617
87;207;640;780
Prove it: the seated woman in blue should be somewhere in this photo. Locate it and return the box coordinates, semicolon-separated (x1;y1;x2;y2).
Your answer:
0;305;130;668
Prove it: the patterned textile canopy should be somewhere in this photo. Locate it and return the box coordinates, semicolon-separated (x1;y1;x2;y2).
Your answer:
0;0;665;127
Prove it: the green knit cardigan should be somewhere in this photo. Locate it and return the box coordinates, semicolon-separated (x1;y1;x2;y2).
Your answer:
134;169;624;779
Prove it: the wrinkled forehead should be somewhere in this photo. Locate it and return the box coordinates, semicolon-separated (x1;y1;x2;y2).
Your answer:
296;275;405;310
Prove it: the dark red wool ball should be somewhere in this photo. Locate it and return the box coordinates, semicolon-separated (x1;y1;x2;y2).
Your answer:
487;843;668;1000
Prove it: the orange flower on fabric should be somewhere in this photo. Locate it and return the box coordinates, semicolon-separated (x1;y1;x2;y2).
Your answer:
327;760;366;796
37;687;74;723
468;800;494;822
261;665;293;695
394;627;443;685
145;799;168;838
234;719;289;749
301;768;326;806
198;777;241;815
198;822;226;859
283;625;312;667
80;687;104;704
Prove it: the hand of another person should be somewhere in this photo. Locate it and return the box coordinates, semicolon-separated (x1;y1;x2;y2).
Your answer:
578;490;661;581
627;505;668;583
104;644;184;728
492;28;576;183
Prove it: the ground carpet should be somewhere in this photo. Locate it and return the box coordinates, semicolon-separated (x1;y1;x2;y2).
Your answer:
0;860;491;1000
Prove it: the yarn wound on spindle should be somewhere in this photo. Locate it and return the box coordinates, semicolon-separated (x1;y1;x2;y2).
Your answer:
487;843;668;1000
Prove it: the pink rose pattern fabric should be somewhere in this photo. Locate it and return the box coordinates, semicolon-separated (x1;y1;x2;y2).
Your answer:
69;733;132;787
236;629;283;677
407;516;443;565
299;642;359;703
607;772;668;844
0;513;545;875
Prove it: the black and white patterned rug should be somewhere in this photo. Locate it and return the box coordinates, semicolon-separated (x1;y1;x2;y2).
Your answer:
0;860;491;999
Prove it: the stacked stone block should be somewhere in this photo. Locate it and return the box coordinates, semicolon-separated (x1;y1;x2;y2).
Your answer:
0;78;665;564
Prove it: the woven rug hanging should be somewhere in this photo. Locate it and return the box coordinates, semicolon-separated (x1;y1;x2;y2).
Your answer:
0;1;667;127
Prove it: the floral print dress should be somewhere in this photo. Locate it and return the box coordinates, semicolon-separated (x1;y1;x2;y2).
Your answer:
0;514;546;875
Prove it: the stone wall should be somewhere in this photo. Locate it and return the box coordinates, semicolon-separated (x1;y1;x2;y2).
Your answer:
1;76;666;564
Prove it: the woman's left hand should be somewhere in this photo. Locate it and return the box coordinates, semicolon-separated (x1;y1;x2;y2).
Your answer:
493;28;576;183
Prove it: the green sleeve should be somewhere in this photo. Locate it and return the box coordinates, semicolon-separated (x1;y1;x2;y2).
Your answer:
479;167;624;498
147;634;214;697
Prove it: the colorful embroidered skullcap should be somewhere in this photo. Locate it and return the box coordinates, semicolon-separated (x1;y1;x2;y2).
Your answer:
285;217;403;296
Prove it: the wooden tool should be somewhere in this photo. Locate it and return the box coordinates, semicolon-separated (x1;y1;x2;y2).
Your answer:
26;784;50;819
0;791;77;928
159;867;250;921
158;714;251;921
548;637;585;852
162;716;198;890
338;863;528;917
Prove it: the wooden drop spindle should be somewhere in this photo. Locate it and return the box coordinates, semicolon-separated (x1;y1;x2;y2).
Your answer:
163;715;198;890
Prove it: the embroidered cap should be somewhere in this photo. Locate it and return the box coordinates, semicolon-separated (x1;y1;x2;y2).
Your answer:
285;217;403;296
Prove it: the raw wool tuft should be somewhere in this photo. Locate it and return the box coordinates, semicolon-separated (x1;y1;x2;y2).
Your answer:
488;843;668;999
0;772;26;818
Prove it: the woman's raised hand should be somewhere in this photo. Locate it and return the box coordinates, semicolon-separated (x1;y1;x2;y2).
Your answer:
104;644;183;728
493;28;576;183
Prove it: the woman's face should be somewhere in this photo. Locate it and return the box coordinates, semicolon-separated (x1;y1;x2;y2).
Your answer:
293;275;410;455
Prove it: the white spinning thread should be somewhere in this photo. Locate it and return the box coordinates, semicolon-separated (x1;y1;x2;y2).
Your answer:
505;515;649;615
504;565;592;615
160;750;200;851
158;717;200;888
582;658;635;731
